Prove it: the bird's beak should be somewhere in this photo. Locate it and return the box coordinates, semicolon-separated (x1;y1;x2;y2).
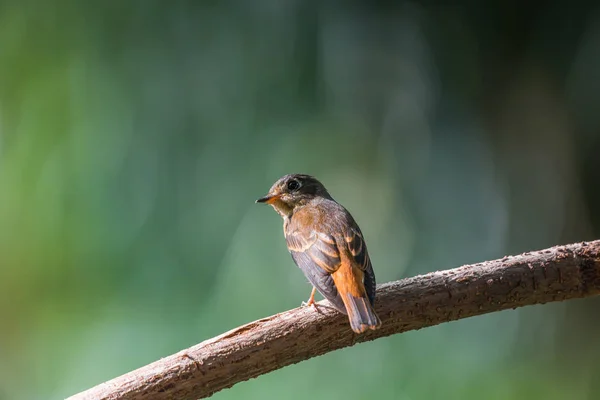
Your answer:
256;193;280;204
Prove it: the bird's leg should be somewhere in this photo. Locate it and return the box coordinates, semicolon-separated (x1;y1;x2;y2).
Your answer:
301;287;317;308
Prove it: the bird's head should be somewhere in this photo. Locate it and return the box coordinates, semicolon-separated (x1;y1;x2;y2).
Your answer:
256;174;332;218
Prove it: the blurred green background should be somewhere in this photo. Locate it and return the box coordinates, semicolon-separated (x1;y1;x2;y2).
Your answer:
1;1;600;399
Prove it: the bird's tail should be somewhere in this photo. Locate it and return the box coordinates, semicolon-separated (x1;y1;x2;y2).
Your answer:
342;293;381;334
332;261;381;334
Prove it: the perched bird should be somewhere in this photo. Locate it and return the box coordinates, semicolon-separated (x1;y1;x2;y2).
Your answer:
256;174;381;334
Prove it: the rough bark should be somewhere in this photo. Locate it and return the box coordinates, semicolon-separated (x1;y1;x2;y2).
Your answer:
67;240;600;400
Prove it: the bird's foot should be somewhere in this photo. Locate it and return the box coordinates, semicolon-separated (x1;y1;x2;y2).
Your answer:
301;298;316;307
301;287;317;309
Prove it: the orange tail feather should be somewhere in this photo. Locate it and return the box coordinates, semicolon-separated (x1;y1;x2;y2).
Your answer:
333;261;381;334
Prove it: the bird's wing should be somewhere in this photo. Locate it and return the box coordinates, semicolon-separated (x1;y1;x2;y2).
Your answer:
344;225;377;306
285;227;346;312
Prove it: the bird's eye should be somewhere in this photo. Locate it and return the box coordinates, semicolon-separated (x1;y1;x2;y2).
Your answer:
287;179;301;191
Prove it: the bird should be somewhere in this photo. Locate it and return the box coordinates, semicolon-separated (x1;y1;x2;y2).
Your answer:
256;173;381;334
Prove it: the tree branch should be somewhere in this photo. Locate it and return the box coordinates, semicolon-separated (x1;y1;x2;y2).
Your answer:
68;240;600;400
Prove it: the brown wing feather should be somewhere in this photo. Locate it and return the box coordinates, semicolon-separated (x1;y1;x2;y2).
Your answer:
285;223;345;312
344;227;367;270
284;202;378;316
343;224;376;306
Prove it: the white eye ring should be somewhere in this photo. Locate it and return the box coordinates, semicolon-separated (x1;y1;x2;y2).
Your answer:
287;179;301;191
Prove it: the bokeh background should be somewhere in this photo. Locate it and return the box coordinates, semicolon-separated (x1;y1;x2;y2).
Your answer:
1;1;600;399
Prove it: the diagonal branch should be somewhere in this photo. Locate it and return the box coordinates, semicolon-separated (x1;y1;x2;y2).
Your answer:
68;240;600;400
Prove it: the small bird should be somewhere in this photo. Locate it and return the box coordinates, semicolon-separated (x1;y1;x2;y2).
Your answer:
256;174;381;334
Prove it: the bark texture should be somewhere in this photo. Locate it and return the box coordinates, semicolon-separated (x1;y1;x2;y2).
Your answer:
68;240;600;400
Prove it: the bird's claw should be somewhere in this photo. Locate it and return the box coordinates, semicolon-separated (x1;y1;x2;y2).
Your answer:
301;287;318;309
301;299;316;308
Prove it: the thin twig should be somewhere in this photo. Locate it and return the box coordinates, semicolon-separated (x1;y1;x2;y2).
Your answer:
67;240;600;400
